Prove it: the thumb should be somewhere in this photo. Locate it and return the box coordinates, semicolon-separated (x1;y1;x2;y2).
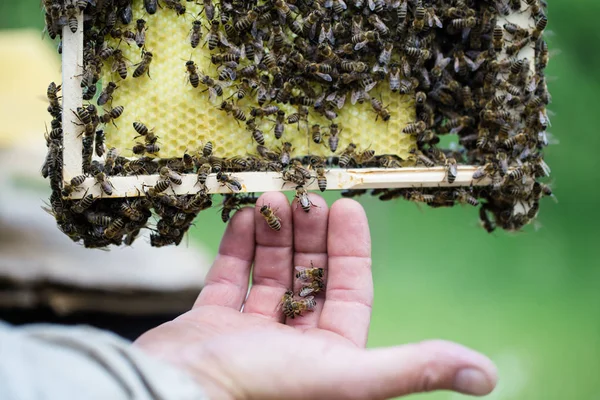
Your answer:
352;340;498;399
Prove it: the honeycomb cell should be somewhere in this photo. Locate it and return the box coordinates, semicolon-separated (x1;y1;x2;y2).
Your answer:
101;0;416;161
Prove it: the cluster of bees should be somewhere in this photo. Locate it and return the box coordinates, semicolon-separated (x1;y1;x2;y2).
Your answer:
279;262;325;319
41;0;554;247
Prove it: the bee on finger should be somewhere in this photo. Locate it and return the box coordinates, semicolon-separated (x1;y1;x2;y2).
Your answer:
295;261;324;282
260;204;281;231
295;186;315;213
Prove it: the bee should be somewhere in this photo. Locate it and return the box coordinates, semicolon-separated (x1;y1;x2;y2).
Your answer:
163;0;186;14
133;19;147;48
104;218;125;240
412;5;426;31
524;0;546;18
472;163;496;180
352;30;379;51
246;119;265;145
71;192;96;214
250;105;279;118
444;158;458;184
530;15;548;42
506;37;531;56
47;81;61;111
338;143;356;168
97;82;117;107
94;130;106;157
273;110;285;140
370;97;390;122
120;203;144;221
328;123;341;152
279;142;292;166
196;163;211;186
64;3;79;33
203;0;215;21
95;172;115;196
299;280;325;298
160;166;183;185
479;206;496;233
403;121;426;135
206;21;221;51
504;22;529;40
492;25;504;53
410;149;434;167
133;51;153;78
99;106;124;126
200;74;224;102
82;136;94;173
311;124;322;144
303;10;322;39
111;49;128;80
189;20;203;48
61;174;87;197
144;0;158;14
295;262;324;282
220;101;246;122
185;60;200;88
133;142;160;155
203;141;213;157
147;179;171;196
315;167;327;192
496;151;509;176
260;204;281;231
217;172;242;192
295;186;315;213
503;133;528;149
234;9;258;33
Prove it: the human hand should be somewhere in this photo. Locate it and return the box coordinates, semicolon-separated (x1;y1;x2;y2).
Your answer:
135;192;497;400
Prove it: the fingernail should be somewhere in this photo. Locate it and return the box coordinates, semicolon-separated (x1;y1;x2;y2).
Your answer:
453;368;492;396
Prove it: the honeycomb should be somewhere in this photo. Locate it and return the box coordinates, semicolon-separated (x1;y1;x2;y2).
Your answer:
101;0;416;160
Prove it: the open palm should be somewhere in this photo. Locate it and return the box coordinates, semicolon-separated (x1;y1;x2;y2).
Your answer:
136;192;497;399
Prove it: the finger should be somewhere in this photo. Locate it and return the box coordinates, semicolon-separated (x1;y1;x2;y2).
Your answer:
286;193;329;329
194;207;254;310
243;192;293;321
319;198;372;347
348;340;498;399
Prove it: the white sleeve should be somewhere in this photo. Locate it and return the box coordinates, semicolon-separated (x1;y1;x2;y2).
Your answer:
0;321;207;400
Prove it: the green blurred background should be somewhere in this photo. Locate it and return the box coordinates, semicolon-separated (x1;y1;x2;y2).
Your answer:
2;1;599;399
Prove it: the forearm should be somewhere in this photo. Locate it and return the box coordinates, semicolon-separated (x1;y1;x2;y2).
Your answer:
0;321;206;400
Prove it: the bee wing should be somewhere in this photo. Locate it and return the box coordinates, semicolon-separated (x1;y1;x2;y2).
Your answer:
368;0;376;10
277;9;287;25
338;0;347;10
327;28;335;45
449;163;458;177
299;286;315;297
335;93;347;109
433;15;443;28
453;56;461;73
208;87;219;103
461;27;472;42
326;91;338;102
316;72;332;82
363;80;377;93
218;32;230;48
318;27;327;44
372;63;388;74
324;0;333;7
350;89;362;105
354;41;368;51
309;24;318;40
